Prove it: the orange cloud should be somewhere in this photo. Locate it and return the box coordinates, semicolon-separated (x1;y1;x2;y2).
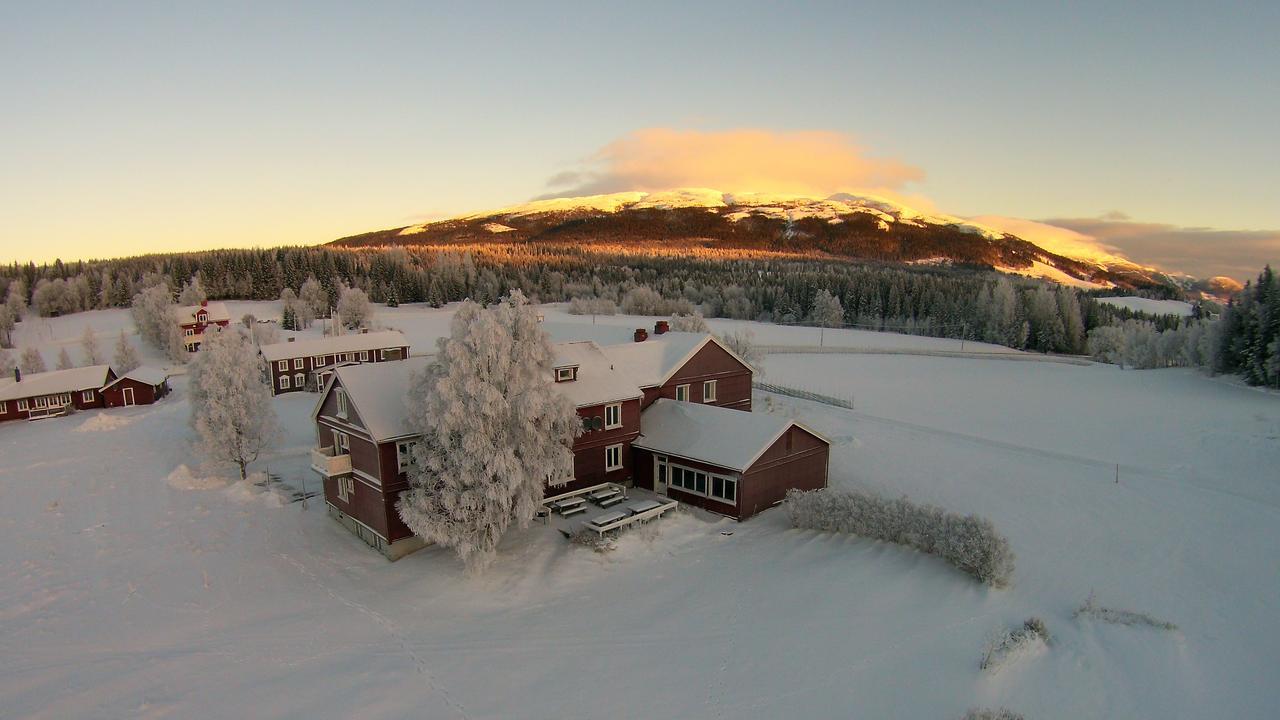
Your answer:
542;128;924;198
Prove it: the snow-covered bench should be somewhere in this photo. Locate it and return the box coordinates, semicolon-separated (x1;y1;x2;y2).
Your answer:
588;487;621;505
551;497;586;515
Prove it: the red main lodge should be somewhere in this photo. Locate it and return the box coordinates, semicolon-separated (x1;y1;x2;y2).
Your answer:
308;324;830;559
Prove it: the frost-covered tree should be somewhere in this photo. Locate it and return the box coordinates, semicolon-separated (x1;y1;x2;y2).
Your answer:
336;285;372;329
397;291;580;573
808;289;844;328
5;280;27;321
177;273;207;306
620;286;666;315
188;328;280;480
80;325;102;365
669;311;710;333
32;278;81;317
1086;324;1127;368
113;330;141;373
0;348;14;378
299;275;327;323
56;346;75;370
280;287;302;330
717;328;763;369
19;347;46;374
0;306;14;348
131;283;175;349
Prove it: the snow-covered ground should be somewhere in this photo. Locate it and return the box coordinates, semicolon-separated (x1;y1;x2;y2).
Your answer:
1095;296;1195;317
3;305;1278;718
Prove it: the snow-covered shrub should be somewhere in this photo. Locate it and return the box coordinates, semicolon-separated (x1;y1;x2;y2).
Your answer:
669;312;710;333
716;328;763;368
80;325;101;365
336;285;372;328
19;347;46;374
113;330;140;374
980;617;1051;670
567;297;618;316
0;348;14;377
620;286;666;315
1074;591;1177;631
961;708;1024;720
784;488;1015;587
569;528;616;553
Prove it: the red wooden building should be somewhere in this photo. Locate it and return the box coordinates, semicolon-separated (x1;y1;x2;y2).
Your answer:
101;366;171;407
260;330;409;396
178;300;231;352
0;365;116;422
309;326;829;559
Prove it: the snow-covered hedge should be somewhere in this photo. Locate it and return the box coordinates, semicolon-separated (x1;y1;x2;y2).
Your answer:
784;488;1015;587
961;708;1023;720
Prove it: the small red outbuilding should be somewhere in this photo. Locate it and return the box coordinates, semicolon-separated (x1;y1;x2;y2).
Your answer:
101;366;171;408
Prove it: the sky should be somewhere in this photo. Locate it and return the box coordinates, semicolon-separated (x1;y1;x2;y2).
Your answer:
1;1;1277;279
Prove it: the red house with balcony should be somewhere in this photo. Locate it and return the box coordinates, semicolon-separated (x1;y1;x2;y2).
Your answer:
309;327;829;559
178;300;231;351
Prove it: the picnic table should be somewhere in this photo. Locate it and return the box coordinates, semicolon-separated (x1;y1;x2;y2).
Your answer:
588;487;622;504
551;497;587;516
587;510;629;529
627;500;663;515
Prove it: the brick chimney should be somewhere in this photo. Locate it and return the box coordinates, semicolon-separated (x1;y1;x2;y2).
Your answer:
287;337;295;342
634;328;648;343
654;320;670;335
200;299;208;307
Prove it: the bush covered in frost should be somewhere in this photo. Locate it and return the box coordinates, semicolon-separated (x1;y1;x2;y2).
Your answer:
961;708;1024;720
980;617;1051;670
784;488;1015;587
1074;591;1177;631
567;297;618;316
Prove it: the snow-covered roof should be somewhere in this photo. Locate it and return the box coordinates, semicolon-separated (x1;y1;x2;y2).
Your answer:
260;330;408;362
632;399;826;472
601;332;750;388
325;356;431;442
0;365;114;401
177;302;231;324
551;342;643;408
102;366;169;389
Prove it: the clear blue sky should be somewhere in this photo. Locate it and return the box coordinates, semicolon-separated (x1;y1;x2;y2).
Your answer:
2;1;1277;273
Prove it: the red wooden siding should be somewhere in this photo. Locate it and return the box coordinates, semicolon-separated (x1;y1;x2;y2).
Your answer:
268;345;409;395
650;341;752;411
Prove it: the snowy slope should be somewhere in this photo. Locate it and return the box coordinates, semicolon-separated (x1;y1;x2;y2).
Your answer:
2;305;1278;718
1095;296;1195;317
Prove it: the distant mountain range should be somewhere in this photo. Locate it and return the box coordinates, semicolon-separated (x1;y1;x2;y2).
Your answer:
330;189;1175;290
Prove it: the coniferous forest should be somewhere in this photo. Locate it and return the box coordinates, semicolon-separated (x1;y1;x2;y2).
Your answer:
0;245;1274;388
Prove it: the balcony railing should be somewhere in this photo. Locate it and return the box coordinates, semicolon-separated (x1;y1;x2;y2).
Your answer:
310;446;352;476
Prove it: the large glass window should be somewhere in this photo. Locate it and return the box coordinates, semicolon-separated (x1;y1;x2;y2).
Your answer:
604;403;622;429
605;444;623;471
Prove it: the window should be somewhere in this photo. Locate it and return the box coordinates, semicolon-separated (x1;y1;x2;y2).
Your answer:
35;396;47;408
313;355;324;367
277;360;287;371
710;475;737;504
397;440;418;472
604;403;622;429
293;358;304;370
82;390;94;403
555;366;575;382
0;401;6;413
703;380;717;403
675;384;690;402
185;328;195;337
279;375;291;390
332;429;350;455
337;476;354;502
335;388;348;418
17;399;28;411
605;444;623;472
294;373;305;388
359;350;369;362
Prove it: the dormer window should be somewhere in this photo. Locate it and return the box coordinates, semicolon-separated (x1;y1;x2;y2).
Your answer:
555;366;577;382
196;311;207;322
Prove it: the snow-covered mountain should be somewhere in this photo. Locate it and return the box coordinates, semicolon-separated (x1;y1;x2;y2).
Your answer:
332;189;1173;289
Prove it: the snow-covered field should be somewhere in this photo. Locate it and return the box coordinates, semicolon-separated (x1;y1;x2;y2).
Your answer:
1095;296;1195;317
3;304;1278;719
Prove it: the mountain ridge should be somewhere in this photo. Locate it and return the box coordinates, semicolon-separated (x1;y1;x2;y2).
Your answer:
330;189;1173;290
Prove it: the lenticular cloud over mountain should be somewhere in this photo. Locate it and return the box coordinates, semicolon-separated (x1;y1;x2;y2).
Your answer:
541;128;925;199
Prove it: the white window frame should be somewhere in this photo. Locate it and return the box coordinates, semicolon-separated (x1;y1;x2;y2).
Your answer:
379;349;388;360
359;350;369;362
605;443;623;472
293;358;304;370
335;387;348;418
675;384;690;402
294;373;305;388
17;398;28;411
337;475;354;502
703;380;717;402
313;355;324;367
332;429;350;455
0;400;5;413
555;366;575;382
396;440;417;472
710;473;737;504
184;328;195;337
279;374;291;390
604;402;622;429
668;461;737;505
81;390;94;403
35;396;47;409
277;360;287;371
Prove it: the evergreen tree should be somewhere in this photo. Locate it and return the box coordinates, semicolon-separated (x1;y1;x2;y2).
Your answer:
397;291;580;573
